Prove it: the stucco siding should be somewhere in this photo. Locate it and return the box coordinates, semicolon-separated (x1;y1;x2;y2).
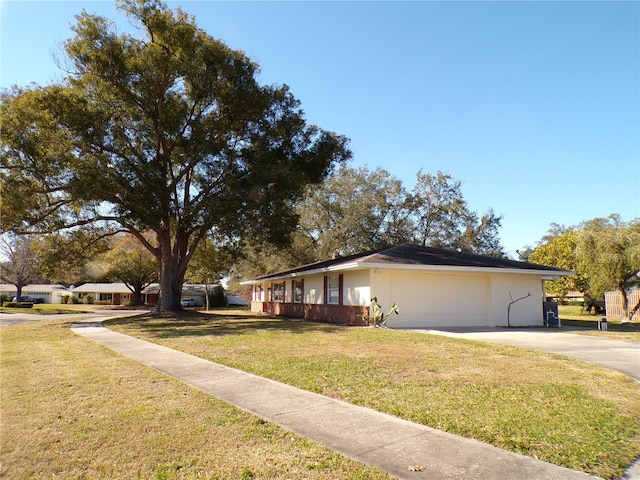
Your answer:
304;277;324;304
377;270;490;328
489;274;543;327
368;269;544;328
343;269;370;306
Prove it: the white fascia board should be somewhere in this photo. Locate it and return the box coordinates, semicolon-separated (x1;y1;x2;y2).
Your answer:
357;262;574;277
240;262;361;285
240;261;573;285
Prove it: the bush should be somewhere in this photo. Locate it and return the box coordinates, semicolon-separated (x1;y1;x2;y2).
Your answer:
82;295;94;305
3;302;33;309
209;285;227;308
0;294;10;304
62;295;81;305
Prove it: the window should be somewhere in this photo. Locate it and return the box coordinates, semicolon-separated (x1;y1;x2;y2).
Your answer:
99;293;113;302
254;285;263;302
272;282;284;302
327;275;340;305
293;280;303;303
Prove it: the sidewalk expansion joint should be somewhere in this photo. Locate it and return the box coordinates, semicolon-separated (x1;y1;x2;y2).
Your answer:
272;400;337;417
351;430;431;458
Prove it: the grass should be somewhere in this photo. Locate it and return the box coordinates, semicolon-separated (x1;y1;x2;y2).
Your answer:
0;303;93;315
105;310;640;479
0;318;391;480
558;305;605;321
558;305;640;340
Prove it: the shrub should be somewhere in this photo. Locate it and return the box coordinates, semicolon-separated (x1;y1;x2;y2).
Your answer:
62;295;81;304
82;295;94;305
209;285;227;308
3;302;33;309
358;297;399;327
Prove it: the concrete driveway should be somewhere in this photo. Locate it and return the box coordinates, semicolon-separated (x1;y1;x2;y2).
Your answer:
412;327;640;382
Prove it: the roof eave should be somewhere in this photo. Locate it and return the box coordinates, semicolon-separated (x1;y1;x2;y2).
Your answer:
358;262;574;276
240;261;362;284
241;262;573;284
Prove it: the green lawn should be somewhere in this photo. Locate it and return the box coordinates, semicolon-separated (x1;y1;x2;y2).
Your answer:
558;305;640;339
105;310;640;479
0;318;390;480
0;303;93;315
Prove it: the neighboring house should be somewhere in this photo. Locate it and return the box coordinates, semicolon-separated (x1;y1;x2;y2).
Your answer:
0;284;69;304
70;283;208;306
242;243;573;328
227;295;250;306
72;283;139;305
545;291;585;303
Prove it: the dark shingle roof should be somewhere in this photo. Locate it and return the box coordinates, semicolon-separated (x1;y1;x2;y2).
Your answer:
358;244;566;271
249;243;571;282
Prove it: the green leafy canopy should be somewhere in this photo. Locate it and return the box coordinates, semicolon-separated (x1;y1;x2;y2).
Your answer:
1;0;350;311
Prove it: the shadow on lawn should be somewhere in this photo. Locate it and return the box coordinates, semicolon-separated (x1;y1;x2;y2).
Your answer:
104;310;347;339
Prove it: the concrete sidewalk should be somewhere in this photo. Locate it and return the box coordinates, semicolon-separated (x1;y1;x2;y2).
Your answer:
70;320;598;480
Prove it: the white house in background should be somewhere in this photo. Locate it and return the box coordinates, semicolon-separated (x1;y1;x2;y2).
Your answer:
71;282;139;305
0;284;69;304
70;283;210;306
242;243;573;328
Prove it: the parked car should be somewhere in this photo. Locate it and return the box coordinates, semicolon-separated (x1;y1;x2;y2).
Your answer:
11;296;43;303
180;298;196;307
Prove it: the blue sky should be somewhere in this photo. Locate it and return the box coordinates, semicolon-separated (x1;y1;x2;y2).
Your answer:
1;0;638;258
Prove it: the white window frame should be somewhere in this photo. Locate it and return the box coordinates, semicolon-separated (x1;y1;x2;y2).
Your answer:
272;282;284;302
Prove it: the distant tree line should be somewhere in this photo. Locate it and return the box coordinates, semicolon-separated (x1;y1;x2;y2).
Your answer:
232;165;505;284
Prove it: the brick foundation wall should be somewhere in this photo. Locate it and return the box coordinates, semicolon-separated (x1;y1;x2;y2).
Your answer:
262;302;370;326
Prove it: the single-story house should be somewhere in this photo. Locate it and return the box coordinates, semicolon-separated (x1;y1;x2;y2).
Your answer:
0;284;69;304
242;243;573;328
71;282;143;305
545;291;585;303
70;283;214;306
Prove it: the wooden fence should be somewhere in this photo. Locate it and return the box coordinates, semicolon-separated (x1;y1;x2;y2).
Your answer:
605;290;640;320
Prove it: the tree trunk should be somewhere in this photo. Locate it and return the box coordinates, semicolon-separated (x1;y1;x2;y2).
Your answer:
134;286;143;305
14;283;24;301
629;299;640;322
157;261;184;312
156;240;186;313
205;280;211;311
618;284;631;323
131;281;143;305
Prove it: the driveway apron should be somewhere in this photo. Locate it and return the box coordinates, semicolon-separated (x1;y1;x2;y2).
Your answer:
415;328;640;382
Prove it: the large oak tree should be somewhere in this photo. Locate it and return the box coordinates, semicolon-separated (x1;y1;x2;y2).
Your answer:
0;0;350;311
